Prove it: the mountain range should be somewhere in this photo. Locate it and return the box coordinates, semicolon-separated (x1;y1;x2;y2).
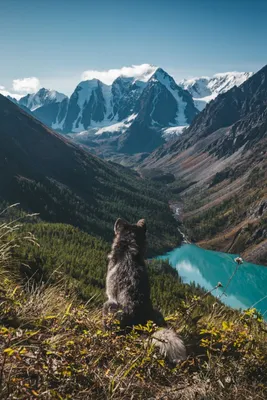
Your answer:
7;67;252;155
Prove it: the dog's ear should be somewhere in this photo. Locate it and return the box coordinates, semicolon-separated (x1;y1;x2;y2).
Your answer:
114;218;128;234
137;219;146;232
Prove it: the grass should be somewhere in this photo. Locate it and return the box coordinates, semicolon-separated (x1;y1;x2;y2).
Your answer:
0;210;267;399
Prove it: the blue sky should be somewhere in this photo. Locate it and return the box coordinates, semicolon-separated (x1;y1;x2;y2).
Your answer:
0;0;266;96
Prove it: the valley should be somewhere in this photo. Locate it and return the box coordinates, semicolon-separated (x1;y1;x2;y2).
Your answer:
142;64;267;265
0;94;181;256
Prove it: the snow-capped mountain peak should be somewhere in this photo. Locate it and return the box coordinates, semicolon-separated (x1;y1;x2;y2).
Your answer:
75;79;105;109
150;68;184;93
144;68;199;126
19;88;67;111
207;72;253;95
151;67;172;82
44;89;66;102
64;79;116;133
180;71;253;111
179;76;210;98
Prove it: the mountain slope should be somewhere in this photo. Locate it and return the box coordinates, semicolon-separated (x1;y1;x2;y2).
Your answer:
0;94;181;254
63;79;110;132
180;72;253;111
136;68;198;127
142;64;267;263
33;97;69;130
111;76;145;120
18;88;69;131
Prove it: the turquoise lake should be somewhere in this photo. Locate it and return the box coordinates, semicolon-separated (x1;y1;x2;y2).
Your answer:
157;244;267;316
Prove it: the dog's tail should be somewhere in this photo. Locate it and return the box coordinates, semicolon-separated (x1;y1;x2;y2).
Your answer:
151;328;186;363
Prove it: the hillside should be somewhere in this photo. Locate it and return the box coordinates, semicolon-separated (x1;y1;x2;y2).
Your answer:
13;220;213;311
0;213;266;400
141;64;267;263
0;94;181;255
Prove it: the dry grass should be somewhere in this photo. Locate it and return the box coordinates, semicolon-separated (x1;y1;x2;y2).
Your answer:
0;208;267;399
1;284;266;400
0;205;38;285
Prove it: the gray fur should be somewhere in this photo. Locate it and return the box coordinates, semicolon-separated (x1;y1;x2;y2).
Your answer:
151;328;187;362
103;218;187;362
103;218;152;327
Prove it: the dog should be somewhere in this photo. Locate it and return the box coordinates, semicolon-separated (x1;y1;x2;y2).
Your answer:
103;218;186;363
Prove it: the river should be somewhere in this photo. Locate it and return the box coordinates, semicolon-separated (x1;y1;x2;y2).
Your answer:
157;244;267;316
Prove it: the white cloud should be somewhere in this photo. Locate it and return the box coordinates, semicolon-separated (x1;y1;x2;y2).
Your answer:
0;86;10;97
0;85;23;100
81;64;157;85
12;77;40;93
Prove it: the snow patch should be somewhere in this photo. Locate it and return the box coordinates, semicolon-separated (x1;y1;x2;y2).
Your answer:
52;118;65;131
95;113;137;135
95;120;127;135
162;125;187;138
75;114;137;137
